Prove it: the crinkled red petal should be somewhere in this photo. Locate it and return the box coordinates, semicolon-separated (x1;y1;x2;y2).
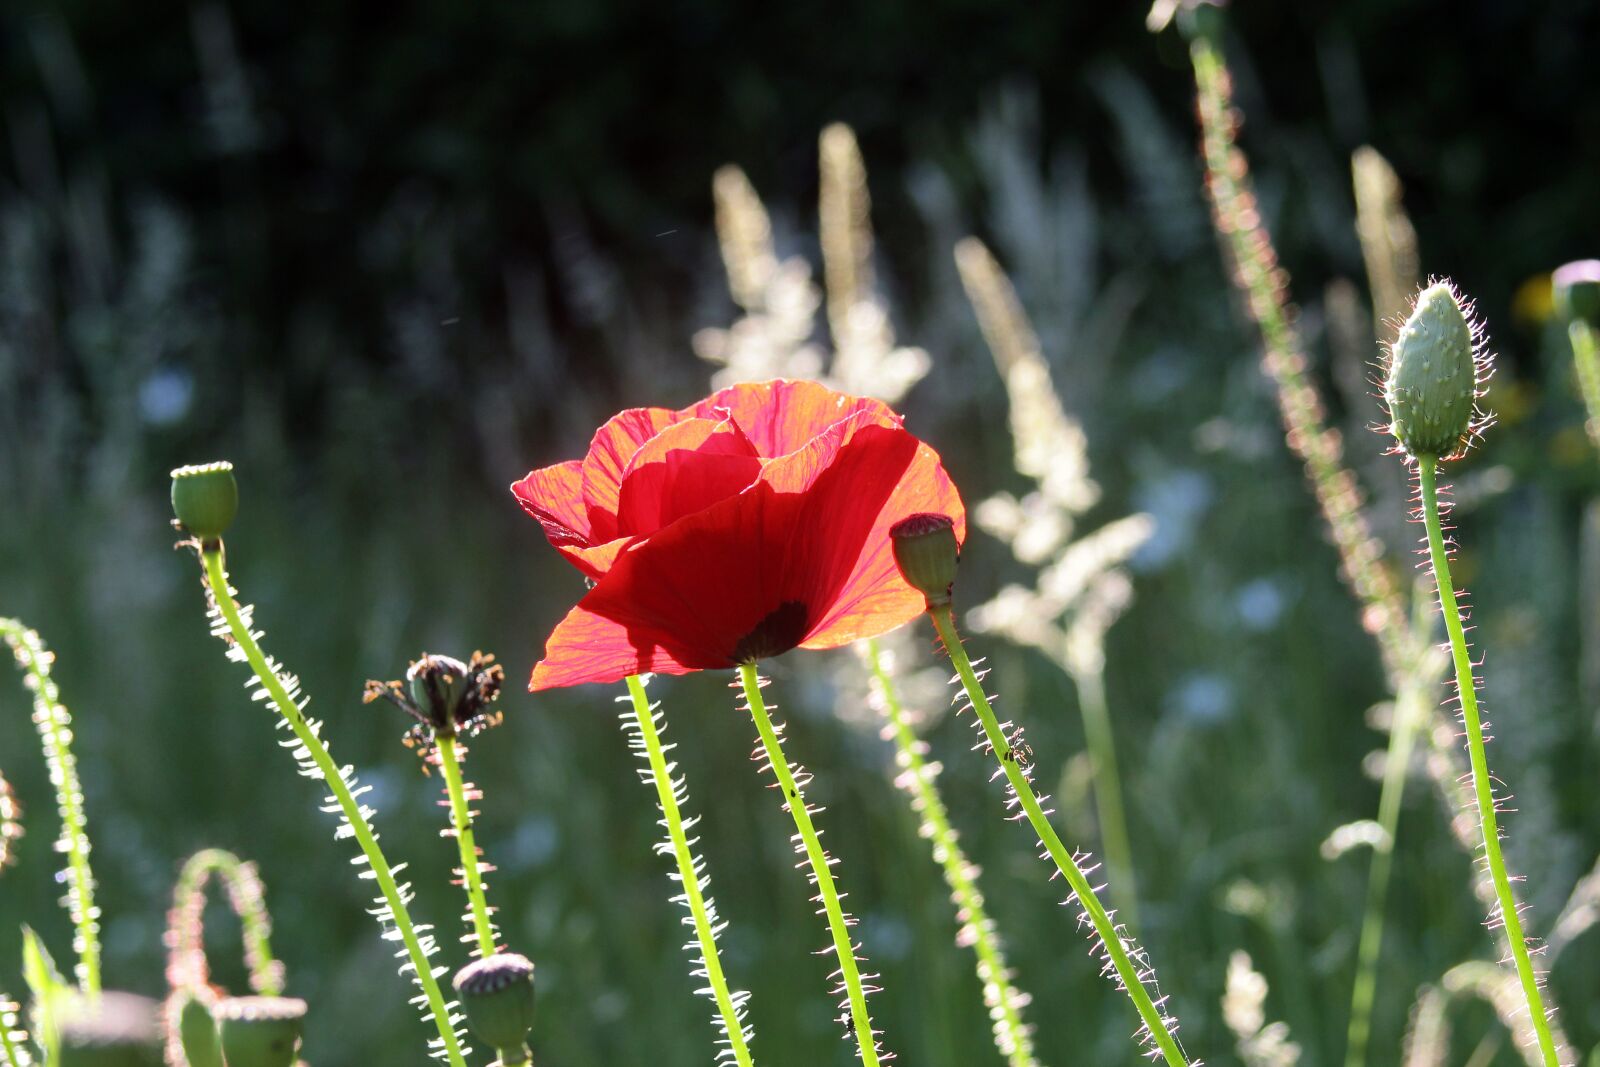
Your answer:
615;416;763;537
580;406;680;542
688;379;899;458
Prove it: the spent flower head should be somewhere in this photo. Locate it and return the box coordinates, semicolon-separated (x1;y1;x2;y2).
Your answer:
365;651;505;758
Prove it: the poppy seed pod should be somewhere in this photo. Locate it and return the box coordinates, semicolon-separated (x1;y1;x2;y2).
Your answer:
1383;282;1484;460
170;462;238;543
214;996;305;1067
890;513;961;607
56;991;163;1067
453;953;535;1063
1553;260;1600;327
174;992;223;1067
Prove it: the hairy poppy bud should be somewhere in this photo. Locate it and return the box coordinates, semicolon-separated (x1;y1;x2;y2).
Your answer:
56;991;163;1067
214;996;305;1067
890;513;961;607
170;462;238;543
1383;281;1484;460
173;991;223;1067
453;953;535;1064
1553;260;1600;327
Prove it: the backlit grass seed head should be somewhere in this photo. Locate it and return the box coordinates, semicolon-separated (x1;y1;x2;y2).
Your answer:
1383;281;1490;461
170;462;238;544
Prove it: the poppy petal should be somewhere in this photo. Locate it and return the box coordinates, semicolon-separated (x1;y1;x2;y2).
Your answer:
615;416;763;537
511;459;591;545
581;406;680;541
690;379;899;458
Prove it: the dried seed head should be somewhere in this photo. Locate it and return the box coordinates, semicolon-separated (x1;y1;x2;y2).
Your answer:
889;513;961;608
1553;259;1600;327
170;462;238;544
1383;281;1489;461
453;953;536;1061
213;997;305;1067
365;651;505;742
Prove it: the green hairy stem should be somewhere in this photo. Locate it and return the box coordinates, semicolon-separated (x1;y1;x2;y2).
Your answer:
863;639;1039;1067
1415;460;1559;1066
434;733;498;960
622;675;755;1067
927;606;1191;1067
2;619;101;994
737;663;884;1066
1569;319;1600;453
197;547;468;1067
168;848;284;996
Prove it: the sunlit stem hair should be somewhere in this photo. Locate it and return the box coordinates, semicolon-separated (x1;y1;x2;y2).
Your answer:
0;768;20;874
1;619;100;994
1;995;29;1067
861;639;1039;1067
890;511;1192;1065
1383;282;1562;1067
619;675;755;1067
184;543;469;1066
736;665;888;1066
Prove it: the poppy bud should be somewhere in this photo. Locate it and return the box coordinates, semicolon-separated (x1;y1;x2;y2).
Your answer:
56;991;163;1067
214;996;305;1067
170;462;238;544
890;513;961;607
453;953;535;1064
174;992;223;1067
1553;260;1600;327
1383;282;1482;460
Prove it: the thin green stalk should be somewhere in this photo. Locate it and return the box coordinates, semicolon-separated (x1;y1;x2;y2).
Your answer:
1344;668;1429;1067
1;620;100;994
0;997;26;1067
199;546;468;1067
863;639;1038;1067
1071;665;1138;932
1416;459;1558;1067
927;605;1191;1067
737;663;883;1066
1570;320;1600;453
622;675;755;1067
434;733;497;960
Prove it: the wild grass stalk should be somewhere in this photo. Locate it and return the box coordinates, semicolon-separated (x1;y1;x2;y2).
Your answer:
1;619;100;994
737;667;887;1066
620;675;755;1067
172;462;468;1066
862;639;1039;1067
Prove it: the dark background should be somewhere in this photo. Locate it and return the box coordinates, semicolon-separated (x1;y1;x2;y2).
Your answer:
2;2;1598;1064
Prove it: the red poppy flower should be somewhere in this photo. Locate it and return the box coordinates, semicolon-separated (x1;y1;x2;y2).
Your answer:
513;379;965;689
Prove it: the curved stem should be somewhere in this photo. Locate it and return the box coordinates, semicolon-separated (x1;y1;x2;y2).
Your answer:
1072;665;1139;933
168;848;284;997
1570;320;1600;453
434;733;497;959
863;640;1038;1067
737;663;882;1066
1343;670;1428;1067
1416;459;1559;1067
200;547;467;1067
928;606;1190;1067
1;620;100;994
623;675;755;1067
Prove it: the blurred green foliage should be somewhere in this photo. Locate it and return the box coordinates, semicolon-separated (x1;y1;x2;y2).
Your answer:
2;2;1599;1065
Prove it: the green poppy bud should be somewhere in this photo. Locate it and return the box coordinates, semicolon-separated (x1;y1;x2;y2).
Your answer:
890;513;961;607
453;953;535;1064
1383;281;1485;461
170;462;239;544
56;992;163;1067
213;996;305;1067
1553;260;1600;327
174;992;223;1067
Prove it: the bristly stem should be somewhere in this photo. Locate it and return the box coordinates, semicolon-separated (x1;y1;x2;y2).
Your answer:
863;639;1038;1067
1;619;100;995
622;675;756;1067
198;547;468;1067
167;848;284;997
737;663;884;1066
434;734;498;960
926;606;1191;1067
1415;459;1559;1067
1569;319;1600;453
1;995;27;1067
1344;664;1430;1067
1072;665;1139;933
